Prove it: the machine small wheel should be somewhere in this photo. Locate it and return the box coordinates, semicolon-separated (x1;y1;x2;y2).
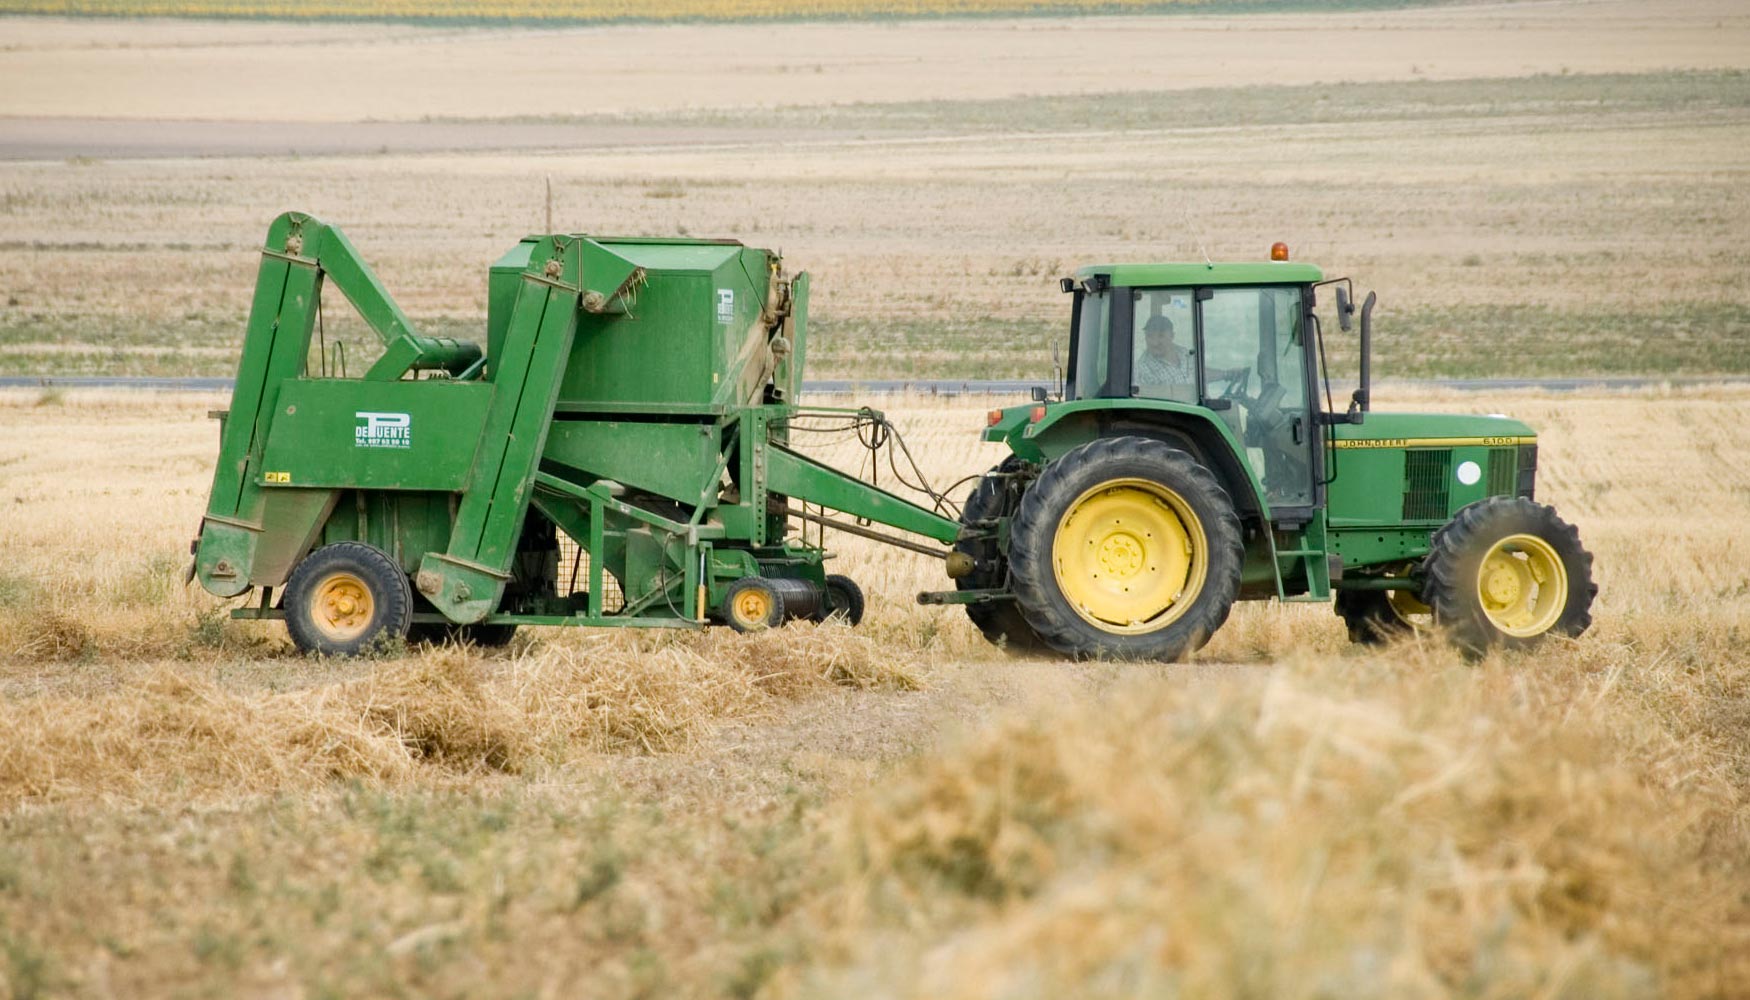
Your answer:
1422;497;1595;655
284;541;413;657
722;577;786;633
816;574;866;625
407;621;519;648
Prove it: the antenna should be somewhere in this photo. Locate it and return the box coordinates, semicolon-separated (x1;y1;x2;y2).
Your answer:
1179;201;1212;267
545;175;553;233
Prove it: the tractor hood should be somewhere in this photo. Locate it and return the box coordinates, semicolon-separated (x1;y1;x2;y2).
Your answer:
1329;411;1536;449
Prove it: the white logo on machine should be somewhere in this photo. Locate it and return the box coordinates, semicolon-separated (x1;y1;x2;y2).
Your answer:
716;288;735;324
1455;460;1482;485
355;411;411;450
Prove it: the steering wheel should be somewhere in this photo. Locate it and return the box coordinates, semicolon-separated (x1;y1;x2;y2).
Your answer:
1215;365;1252;403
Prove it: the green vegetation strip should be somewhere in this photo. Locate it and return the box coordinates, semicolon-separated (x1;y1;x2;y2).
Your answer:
0;0;1467;26
800;303;1750;380
5;304;1746;380
449;69;1750;132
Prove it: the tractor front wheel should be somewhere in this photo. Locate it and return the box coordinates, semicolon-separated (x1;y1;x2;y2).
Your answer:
1008;437;1243;661
1335;567;1432;645
1422;497;1595;654
284;542;413;657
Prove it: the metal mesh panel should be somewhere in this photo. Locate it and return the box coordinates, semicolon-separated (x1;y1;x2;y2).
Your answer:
1487;447;1517;497
1402;448;1452;520
555;534;624;613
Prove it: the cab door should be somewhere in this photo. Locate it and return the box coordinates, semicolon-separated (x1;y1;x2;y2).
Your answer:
1195;286;1317;518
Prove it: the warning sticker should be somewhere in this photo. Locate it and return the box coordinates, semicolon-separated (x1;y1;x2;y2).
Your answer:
716;289;735;324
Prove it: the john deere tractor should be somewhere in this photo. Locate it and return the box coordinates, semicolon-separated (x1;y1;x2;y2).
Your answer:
194;214;1591;663
928;248;1595;659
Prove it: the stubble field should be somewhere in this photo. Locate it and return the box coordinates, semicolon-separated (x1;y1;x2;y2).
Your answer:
1;386;1748;996
1;0;1748;380
2;0;1749;996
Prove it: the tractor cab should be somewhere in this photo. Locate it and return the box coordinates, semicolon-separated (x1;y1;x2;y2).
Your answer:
1058;259;1327;522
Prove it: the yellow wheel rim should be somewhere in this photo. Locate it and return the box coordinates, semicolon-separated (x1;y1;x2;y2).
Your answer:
732;587;774;629
1385;566;1432;627
1388;587;1433;624
1476;533;1568;638
311;571;375;643
1052;478;1206;635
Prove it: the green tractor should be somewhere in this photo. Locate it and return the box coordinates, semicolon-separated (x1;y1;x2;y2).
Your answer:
930;249;1596;658
193;213;1592;663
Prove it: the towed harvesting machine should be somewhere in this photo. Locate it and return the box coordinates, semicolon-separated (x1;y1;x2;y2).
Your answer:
193;215;1594;659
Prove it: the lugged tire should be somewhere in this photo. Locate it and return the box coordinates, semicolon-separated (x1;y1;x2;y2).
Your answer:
1007;437;1243;661
1422;496;1596;655
1336;589;1416;645
284;541;413;657
955;457;1048;653
817;573;866;626
1334;566;1431;645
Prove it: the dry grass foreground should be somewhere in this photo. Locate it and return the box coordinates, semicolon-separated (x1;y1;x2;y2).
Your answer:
0;387;1746;997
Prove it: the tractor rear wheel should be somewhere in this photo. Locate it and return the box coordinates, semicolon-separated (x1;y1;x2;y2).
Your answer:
1422;497;1595;654
1008;437;1243;661
285;542;413;657
956;457;1047;653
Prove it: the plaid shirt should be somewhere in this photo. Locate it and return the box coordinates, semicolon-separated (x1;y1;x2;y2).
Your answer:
1134;348;1195;386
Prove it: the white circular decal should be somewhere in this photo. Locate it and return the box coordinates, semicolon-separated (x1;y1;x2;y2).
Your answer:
1456;460;1482;486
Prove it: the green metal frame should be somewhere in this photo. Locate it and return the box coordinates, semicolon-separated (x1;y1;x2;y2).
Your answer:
196;213;965;637
196;217;1548;646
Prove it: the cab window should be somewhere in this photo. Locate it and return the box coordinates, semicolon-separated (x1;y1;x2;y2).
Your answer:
1070;288;1110;399
1130;287;1196;404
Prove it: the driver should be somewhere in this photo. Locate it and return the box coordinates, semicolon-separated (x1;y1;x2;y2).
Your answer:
1135;315;1244;389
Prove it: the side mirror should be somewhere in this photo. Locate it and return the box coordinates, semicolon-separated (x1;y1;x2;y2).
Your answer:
1335;285;1354;333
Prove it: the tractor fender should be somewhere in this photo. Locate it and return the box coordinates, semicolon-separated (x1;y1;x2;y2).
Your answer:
1012;400;1271;521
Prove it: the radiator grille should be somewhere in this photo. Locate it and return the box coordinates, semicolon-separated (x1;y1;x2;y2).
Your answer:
1487;447;1517;496
1403;449;1452;520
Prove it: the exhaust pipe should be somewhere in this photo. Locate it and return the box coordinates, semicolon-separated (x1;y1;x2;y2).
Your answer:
1354;291;1377;419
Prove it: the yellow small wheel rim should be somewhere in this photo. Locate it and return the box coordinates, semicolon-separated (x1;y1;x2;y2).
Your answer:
312;571;375;643
1052;477;1206;635
732;587;774;629
1388;588;1433;624
1476;533;1569;638
1385;568;1432;628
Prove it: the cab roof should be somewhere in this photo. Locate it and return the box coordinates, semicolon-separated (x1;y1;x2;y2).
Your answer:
1075;261;1324;287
